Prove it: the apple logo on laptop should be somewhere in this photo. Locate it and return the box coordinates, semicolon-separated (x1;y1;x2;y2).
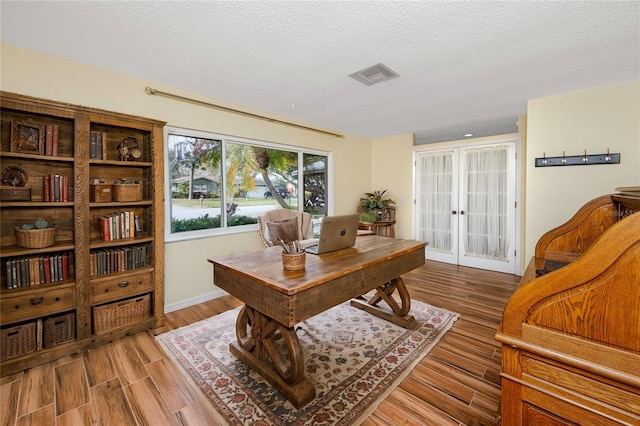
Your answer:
340;228;346;236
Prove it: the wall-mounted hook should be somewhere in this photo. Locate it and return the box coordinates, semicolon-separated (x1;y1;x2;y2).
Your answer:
535;150;620;167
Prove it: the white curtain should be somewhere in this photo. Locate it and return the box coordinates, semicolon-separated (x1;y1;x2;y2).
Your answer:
463;145;509;260
416;150;454;253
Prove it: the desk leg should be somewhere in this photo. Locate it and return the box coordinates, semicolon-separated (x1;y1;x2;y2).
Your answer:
229;305;315;409
350;277;419;330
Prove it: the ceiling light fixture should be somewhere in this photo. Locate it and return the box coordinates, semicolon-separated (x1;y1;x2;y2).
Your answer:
464;133;475;137
349;63;399;86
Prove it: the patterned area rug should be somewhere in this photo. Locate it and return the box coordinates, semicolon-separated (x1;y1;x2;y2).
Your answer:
156;299;458;425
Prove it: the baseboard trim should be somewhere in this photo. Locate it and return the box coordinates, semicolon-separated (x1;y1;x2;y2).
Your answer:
164;289;228;313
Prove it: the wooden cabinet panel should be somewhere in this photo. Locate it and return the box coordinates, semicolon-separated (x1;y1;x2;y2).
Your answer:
496;196;640;426
1;287;75;323
91;270;153;305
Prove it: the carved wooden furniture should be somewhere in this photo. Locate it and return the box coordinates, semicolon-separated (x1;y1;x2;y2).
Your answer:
496;192;640;425
208;236;426;408
1;92;165;376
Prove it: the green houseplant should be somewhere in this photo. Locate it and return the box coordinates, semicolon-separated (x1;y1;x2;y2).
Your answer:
360;190;395;222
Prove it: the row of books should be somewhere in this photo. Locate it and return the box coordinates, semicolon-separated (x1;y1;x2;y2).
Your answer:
90;245;148;277
44;124;60;157
5;252;72;289
90;131;108;160
98;211;142;241
43;174;71;202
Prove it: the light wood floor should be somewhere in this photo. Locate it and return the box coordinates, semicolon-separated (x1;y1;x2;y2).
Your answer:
1;260;520;426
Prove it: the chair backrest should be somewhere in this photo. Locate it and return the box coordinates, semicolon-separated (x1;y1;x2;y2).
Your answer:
258;209;312;247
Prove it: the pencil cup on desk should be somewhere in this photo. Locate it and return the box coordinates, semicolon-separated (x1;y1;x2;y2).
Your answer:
281;250;306;271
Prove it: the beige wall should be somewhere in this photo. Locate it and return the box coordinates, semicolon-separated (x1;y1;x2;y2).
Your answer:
1;43;373;309
3;43;638;308
525;81;640;260
371;133;415;239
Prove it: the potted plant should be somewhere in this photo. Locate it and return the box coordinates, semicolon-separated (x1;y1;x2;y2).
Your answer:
360;190;395;221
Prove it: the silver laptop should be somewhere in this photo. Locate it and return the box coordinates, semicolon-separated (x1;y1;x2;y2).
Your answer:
305;214;359;254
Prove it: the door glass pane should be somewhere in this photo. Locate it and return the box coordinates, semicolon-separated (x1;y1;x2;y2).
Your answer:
462;145;509;260
416;150;454;253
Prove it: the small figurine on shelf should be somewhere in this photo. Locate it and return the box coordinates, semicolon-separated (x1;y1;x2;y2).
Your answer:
117;137;142;161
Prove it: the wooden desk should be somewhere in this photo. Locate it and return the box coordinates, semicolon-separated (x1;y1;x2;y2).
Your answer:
208;236;426;408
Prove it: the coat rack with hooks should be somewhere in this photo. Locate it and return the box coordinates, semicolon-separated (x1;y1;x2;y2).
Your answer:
535;149;620;167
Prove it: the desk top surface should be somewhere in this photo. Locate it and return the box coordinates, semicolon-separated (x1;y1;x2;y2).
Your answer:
209;236;426;295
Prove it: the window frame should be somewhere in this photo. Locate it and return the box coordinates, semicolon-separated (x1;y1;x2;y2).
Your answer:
164;126;332;243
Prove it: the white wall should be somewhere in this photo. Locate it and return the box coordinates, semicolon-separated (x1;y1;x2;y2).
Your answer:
525;81;640;259
0;43;373;309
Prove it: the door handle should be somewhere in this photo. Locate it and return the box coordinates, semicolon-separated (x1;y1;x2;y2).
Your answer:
452;210;457;215
460;210;465;215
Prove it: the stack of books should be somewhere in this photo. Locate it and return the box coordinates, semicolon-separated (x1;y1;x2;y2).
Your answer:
98;211;141;241
5;252;71;289
89;245;148;276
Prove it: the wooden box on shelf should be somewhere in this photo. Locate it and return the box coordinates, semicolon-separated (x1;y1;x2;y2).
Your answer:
90;184;112;202
0;186;31;201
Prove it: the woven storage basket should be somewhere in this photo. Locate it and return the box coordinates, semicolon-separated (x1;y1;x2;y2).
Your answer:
14;226;57;248
1;321;36;361
112;184;142;202
43;312;76;348
282;251;306;271
93;294;151;334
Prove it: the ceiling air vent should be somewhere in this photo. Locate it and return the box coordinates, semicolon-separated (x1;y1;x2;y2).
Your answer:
349;63;399;86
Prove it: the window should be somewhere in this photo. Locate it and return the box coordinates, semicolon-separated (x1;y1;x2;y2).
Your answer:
165;127;330;241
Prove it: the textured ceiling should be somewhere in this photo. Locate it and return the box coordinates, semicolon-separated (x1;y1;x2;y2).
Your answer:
1;1;639;144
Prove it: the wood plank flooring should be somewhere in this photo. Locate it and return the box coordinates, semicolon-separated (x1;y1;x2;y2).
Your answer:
0;260;520;425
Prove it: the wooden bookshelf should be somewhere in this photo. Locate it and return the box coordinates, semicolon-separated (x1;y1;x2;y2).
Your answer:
0;91;165;376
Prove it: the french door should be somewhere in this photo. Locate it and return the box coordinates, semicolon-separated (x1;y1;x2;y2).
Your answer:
414;140;518;274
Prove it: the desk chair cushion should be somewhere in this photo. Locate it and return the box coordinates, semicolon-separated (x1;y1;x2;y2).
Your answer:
258;209;313;247
266;217;299;245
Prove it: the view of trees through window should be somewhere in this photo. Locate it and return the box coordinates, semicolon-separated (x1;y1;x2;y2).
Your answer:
166;128;328;238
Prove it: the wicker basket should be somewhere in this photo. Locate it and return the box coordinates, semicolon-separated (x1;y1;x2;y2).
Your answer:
14;225;57;248
282;251;306;271
93;294;151;334
112;184;142;202
43;312;76;348
1;321;36;361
